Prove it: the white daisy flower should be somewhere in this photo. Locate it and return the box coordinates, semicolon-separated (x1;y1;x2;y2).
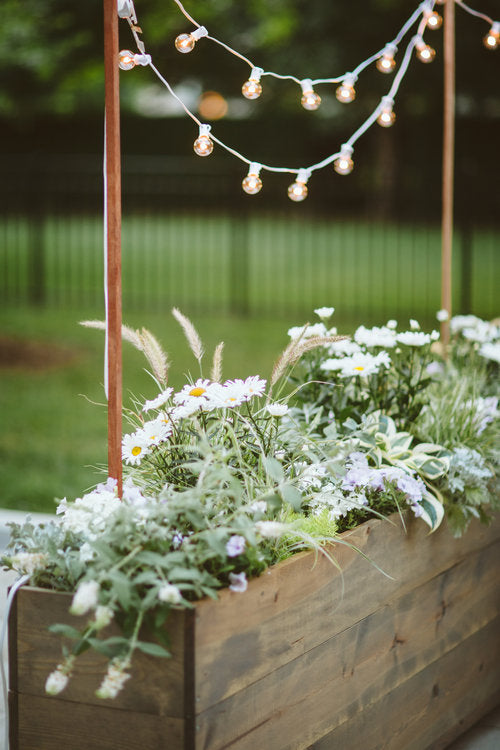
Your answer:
320;358;346;372
338;351;391;378
326;339;361;357
450;314;483;333
174;379;212;405
396;331;432;347
122;432;151;466
479;342;500;364
287;323;328;340
172;400;205;420
239;375;267;398
386;319;398;329
207;382;246;408
142;387;174;412
266;403;289;417
314;307;335;319
436;309;449;322
409;319;420;330
354;325;397;349
140;418;172;445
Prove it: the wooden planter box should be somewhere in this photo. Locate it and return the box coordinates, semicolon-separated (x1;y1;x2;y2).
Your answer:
9;513;500;750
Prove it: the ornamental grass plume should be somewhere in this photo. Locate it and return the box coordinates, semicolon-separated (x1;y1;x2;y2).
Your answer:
172;307;204;364
210;341;224;383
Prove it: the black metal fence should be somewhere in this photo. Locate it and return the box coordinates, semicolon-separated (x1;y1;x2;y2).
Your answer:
1;154;498;324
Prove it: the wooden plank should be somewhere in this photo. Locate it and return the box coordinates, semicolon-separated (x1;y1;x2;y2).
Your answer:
194;541;500;749
14;586;189;717
194;515;500;709
12;693;184;750
310;619;500;750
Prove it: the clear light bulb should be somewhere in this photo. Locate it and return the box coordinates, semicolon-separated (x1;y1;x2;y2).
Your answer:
376;54;396;73
288;170;310;202
377;96;396;128
242;79;262;99
336;76;356;103
175;33;195;53
424;11;443;30
175;26;208;54
300;79;321;111
242;162;263;195
483;23;500;50
415;39;436;63
118;50;136;70
333;144;354;175
193;124;213;156
242;67;264;100
376;44;397;74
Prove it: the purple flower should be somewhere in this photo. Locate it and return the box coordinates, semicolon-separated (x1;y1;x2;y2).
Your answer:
229;572;248;593
395;474;424;505
226;535;246;557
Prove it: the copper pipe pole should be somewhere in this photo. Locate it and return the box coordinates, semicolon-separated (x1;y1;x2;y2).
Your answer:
441;0;455;354
104;0;123;495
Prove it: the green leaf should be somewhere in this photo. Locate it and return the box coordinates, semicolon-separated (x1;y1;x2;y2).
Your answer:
263;456;284;482
281;483;303;512
48;623;82;639
135;640;171;658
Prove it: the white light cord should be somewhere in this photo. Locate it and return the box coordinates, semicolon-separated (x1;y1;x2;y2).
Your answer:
1;574;30;750
172;0;432;88
147;10;428;177
455;0;494;25
122;0;498;187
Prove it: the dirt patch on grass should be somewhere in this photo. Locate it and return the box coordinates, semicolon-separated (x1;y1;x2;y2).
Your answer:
0;337;77;371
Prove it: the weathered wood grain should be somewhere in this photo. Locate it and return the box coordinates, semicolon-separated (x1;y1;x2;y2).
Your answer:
12;586;189;716
308;618;500;750
194;515;500;709
11;693;185;750
8;513;500;750
194;539;500;749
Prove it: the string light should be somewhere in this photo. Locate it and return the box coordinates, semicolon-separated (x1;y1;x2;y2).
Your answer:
193;124;213;156
483;22;500;50
288;169;310;202
415;35;436;62
336;74;357;103
300;79;322;111
242;67;264;99
377;96;396;127
117;0;498;202
175;25;208;53
333;144;354;175
424;9;443;29
118;50;151;70
376;43;398;73
242;162;263;194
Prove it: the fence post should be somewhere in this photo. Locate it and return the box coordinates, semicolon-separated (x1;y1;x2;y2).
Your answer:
29;202;45;306
230;209;250;316
460;222;473;314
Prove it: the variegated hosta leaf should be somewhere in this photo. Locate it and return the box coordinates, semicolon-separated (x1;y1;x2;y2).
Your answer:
419;490;445;532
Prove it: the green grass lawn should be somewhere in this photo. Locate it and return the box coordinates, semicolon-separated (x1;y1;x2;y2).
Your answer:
0;307;295;513
1;213;498;513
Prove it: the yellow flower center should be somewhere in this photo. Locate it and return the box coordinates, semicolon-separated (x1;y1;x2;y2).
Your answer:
354;366;365;371
132;446;142;456
189;387;206;397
